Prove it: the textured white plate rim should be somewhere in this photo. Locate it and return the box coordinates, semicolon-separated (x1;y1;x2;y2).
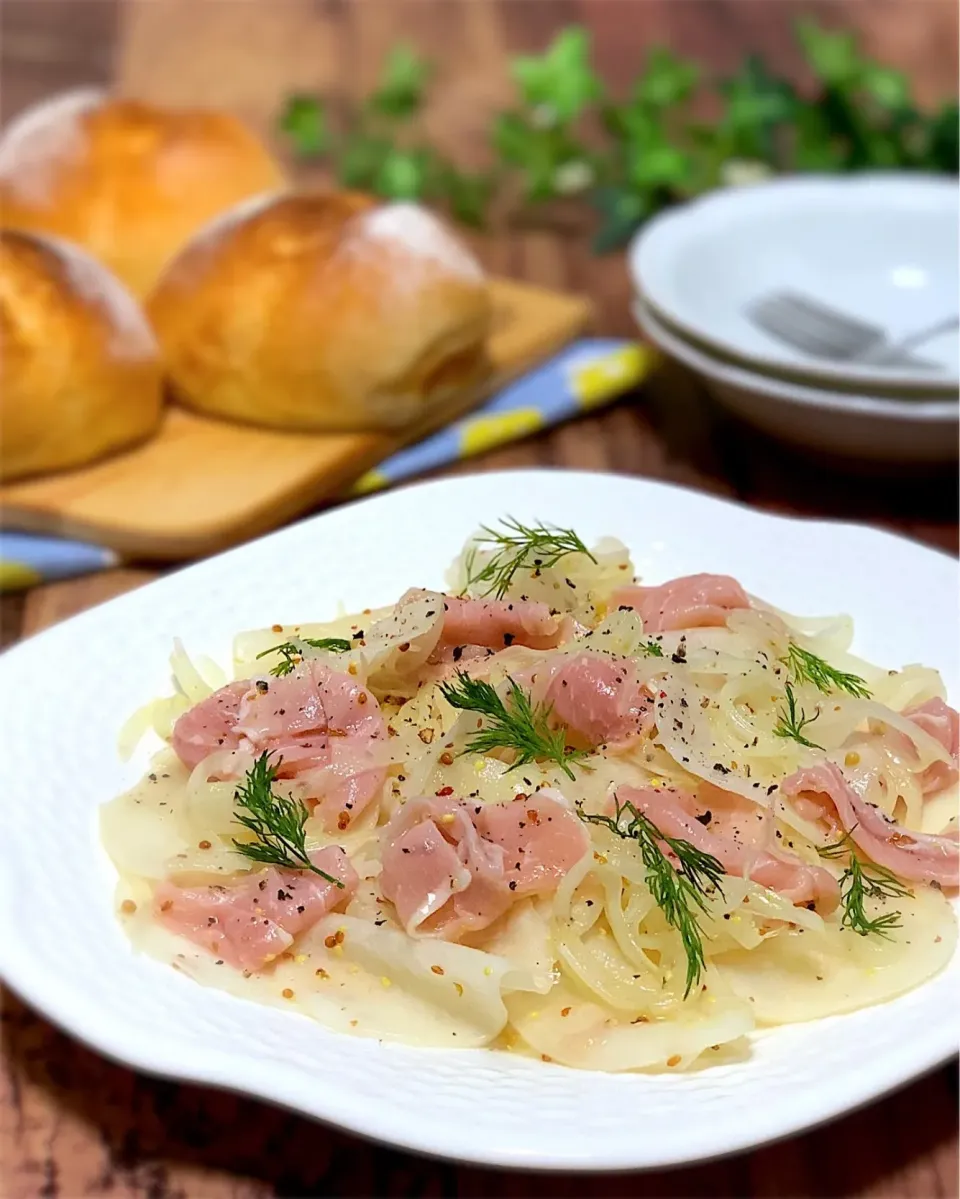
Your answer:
629;173;960;392
1;469;957;1172
632;297;959;422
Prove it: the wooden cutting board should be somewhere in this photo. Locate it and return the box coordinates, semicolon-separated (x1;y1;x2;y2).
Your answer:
0;278;592;561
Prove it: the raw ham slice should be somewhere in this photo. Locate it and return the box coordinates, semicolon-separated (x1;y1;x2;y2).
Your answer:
905;698;959;795
171;661;387;830
612;573;750;633
782;762;959;888
534;652;655;749
154;847;357;971
438;594;569;651
617;783;841;914
379;791;589;940
172;681;250;771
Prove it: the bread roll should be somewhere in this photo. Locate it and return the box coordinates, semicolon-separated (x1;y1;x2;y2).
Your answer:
0;229;163;481
0;89;286;298
147;193;492;432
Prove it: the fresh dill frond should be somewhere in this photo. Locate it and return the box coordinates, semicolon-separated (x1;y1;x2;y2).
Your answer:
773;683;823;749
639;639;664;657
438;670;589;781
577;796;726;998
782;643;871;699
256;637;352;677
232;752;343;886
818;832;911;937
463;516;596;600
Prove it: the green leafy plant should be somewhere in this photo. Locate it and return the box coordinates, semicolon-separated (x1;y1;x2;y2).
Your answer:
462;516;595;600
818;832;912;937
438;670;590;781
232;753;344;885
577;795;726;997
279;19;956;251
279;44;493;224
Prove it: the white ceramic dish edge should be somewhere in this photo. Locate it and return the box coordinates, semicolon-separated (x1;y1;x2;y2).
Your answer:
633;297;959;462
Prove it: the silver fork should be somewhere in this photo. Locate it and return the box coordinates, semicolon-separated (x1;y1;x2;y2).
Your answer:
746;291;958;368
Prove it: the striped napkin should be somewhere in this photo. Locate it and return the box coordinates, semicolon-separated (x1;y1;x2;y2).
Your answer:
0;338;654;591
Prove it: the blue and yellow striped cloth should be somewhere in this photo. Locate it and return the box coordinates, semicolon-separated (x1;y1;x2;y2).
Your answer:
0;338;653;591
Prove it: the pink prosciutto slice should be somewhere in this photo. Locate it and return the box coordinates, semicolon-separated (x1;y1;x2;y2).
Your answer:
154;846;357;971
530;652;655;749
171;661;387;830
617;783;841;913
905;698;959;796
438;594;569;651
172;680;251;771
611;573;750;633
782;762;959;888
379;791;589;939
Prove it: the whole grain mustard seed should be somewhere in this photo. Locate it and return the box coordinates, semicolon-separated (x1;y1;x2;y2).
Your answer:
667;1054;682;1067
282;988;295;1000
198;840;212;850
431;964;445;976
845;751;861;767
120;900;137;915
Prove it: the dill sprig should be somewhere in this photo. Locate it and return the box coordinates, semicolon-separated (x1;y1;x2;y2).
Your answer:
463;516;596;600
256;637;352;677
232;752;343;886
577;796;726;998
782;643;871;699
819;832;911;937
438;670;589;781
639;639;664;657
773;683;823;749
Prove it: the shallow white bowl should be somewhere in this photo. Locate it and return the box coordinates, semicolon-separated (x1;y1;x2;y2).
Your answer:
1;471;958;1170
630;174;960;394
633;297;959;462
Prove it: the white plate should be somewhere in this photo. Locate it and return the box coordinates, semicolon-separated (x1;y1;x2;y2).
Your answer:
630;174;960;394
633;296;959;462
1;471;957;1171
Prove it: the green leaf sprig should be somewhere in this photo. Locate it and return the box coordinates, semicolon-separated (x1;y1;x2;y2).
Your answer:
278;44;494;225
818;832;912;937
463;516;595;600
782;643;871;699
256;637;352;677
438;670;588;781
232;753;343;886
577;795;726;997
280;20;956;251
773;683;823;750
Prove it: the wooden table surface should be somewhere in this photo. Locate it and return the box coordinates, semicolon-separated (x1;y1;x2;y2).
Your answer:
1;2;958;1196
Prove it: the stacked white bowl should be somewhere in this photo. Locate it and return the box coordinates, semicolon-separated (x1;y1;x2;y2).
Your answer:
629;175;959;462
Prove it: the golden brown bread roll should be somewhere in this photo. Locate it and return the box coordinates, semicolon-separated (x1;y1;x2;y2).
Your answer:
0;89;286;298
0;228;163;481
146;192;492;432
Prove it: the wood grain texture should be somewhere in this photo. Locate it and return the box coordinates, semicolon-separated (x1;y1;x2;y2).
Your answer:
1;1;958;1196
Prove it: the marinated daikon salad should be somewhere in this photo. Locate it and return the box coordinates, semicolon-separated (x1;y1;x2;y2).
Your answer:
102;519;959;1072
